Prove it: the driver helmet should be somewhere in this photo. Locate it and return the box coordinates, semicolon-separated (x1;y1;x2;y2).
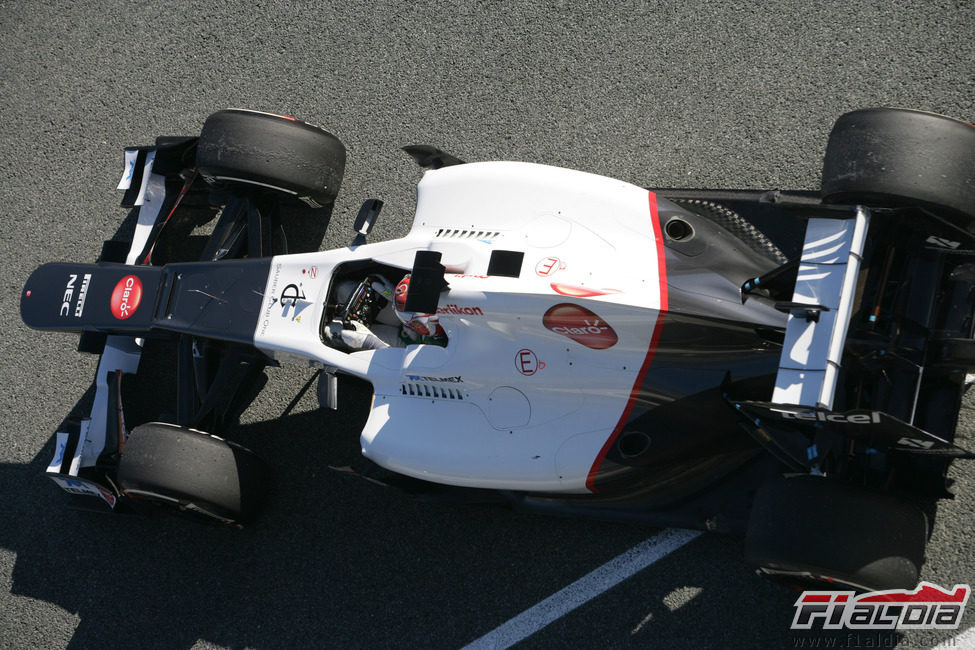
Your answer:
394;274;446;345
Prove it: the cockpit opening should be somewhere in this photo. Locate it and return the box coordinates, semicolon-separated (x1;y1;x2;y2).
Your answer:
320;260;449;352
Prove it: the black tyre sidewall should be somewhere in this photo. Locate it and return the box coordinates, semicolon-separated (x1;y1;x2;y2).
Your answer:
196;109;346;207
117;422;269;524
745;475;927;592
821;108;975;224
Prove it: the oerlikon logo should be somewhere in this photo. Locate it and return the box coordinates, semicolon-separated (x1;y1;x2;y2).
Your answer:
543;303;618;349
110;275;143;320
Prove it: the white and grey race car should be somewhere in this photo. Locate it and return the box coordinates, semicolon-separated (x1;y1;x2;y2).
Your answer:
21;108;975;593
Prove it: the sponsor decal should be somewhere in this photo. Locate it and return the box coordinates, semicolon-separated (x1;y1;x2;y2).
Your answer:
438;304;484;316
926;235;960;249
543;303;618;349
52;439;66;468
450;274;490;280
258;263;282;337
74;273;91;317
791;582;969;630
49;476;117;508
781;410;881;424
280;283;305;308
60;274;77;316
395;275;410;310
535;257;565;277
404;374;463;383
550;283;619;298
278;283;311;321
61;273;92;317
110;275;143;320
258;266;316;332
897;437;935;449
515;349;546;376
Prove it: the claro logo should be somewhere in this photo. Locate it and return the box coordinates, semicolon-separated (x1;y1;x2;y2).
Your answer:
110;275;143;320
543;303;618;349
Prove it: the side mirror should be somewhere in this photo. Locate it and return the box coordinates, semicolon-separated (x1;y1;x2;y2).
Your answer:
352;199;383;245
401;145;465;170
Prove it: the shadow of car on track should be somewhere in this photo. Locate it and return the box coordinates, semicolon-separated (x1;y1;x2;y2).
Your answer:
0;376;808;649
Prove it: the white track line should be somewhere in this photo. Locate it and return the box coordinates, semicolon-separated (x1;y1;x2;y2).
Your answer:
462;528;702;650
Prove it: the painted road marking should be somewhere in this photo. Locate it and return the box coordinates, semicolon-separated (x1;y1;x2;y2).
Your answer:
462;528;702;649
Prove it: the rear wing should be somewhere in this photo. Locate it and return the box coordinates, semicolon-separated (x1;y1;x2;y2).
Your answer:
772;208;870;409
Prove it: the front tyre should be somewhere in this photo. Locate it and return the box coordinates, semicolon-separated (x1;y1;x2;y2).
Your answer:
196;109;346;207
117;422;269;526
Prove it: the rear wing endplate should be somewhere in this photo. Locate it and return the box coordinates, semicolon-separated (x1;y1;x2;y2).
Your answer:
772;207;870;409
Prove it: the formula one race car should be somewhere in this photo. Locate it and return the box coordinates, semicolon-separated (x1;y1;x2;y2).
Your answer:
20;108;975;592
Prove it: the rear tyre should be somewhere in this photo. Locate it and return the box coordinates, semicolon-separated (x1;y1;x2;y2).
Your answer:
117;422;269;525
196;109;346;207
745;475;927;592
821;108;975;225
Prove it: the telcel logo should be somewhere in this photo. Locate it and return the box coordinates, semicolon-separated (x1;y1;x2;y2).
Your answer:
110;275;143;320
781;410;881;424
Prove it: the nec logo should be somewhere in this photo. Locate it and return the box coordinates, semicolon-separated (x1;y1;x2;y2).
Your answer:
60;273;92;318
60;274;77;317
110;275;143;320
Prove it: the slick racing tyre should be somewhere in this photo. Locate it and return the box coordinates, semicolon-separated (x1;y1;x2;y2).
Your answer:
117;422;269;526
744;475;927;592
821;108;975;225
196;109;346;207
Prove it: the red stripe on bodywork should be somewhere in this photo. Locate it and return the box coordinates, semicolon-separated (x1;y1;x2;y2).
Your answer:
650;192;669;312
585;192;668;492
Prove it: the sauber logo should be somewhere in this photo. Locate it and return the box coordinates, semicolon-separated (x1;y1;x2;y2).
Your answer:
543;303;618;349
110;275;143;320
792;582;969;630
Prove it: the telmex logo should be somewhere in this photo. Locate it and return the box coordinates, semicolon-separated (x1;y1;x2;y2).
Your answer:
543;303;618;349
110;275;143;320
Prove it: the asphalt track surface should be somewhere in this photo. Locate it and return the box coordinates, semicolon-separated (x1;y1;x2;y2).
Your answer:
1;2;973;648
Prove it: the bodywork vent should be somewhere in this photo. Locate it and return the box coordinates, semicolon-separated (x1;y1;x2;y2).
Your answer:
401;383;465;400
435;229;500;240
